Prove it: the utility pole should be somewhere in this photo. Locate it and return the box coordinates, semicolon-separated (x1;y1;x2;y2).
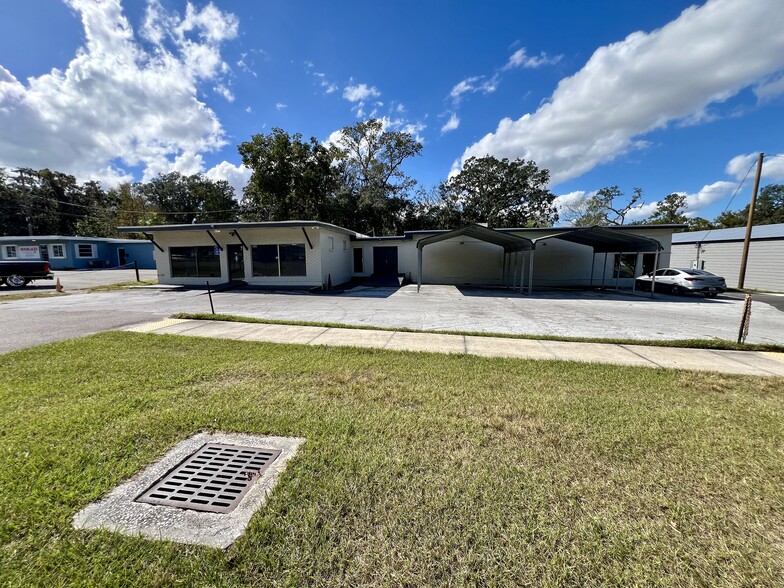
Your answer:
737;153;764;289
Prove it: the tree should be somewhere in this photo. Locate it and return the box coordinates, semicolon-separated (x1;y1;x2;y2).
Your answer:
329;119;422;235
440;156;558;228
713;184;784;228
646;193;688;225
238;128;337;222
136;172;239;225
564;186;644;226
687;217;714;231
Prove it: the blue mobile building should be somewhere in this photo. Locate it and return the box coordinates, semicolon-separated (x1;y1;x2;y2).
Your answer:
0;235;155;270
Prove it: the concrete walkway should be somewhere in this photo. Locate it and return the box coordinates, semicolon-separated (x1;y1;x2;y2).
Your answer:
124;318;784;377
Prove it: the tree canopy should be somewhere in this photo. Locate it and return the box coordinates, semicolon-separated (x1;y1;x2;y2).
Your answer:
238;128;337;222
435;156;558;228
562;186;644;226
0;168;240;236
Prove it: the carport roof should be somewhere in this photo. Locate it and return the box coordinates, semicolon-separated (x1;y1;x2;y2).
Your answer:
416;224;533;252
532;226;663;252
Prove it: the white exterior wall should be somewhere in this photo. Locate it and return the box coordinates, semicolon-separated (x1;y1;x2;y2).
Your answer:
319;229;353;286
151;227;334;287
671;239;784;292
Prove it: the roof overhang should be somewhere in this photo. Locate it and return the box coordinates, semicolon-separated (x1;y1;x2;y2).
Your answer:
416;224;533;252
116;221;360;237
532;226;662;252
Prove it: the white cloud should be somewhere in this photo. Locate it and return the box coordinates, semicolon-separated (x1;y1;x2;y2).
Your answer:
0;0;239;186
727;152;784;181
323;116;427;150
440;113;460;134
275;102;287;110
623;181;736;222
236;52;256;77
754;74;784;101
343;83;380;102
504;48;562;70
681;181;737;213
214;84;234;102
205;161;251;199
457;0;784;186
449;75;498;103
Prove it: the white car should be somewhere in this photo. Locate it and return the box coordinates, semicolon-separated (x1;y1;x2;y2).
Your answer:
635;268;727;297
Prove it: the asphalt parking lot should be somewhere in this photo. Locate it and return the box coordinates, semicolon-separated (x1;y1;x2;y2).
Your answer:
2;282;783;354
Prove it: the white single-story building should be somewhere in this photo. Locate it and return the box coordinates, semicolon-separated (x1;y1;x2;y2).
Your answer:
671;223;784;292
118;221;683;292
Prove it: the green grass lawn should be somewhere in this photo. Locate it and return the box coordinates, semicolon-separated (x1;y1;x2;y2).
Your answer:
1;333;783;587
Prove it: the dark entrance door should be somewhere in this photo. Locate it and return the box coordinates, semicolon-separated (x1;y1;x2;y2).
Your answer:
228;244;245;280
372;246;398;277
117;247;127;266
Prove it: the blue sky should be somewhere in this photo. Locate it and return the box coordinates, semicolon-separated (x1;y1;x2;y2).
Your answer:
1;0;783;225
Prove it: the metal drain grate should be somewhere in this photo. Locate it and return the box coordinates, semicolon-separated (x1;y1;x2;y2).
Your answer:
135;443;281;514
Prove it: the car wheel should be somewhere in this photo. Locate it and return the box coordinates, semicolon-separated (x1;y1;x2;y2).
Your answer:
670;284;680;296
5;273;28;288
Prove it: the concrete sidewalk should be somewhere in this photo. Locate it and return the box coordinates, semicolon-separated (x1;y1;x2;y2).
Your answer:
124;318;784;377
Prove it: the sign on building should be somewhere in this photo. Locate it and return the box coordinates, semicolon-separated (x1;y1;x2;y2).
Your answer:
18;245;40;259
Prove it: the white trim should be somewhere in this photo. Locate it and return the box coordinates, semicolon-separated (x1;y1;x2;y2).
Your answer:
74;243;97;258
50;243;66;259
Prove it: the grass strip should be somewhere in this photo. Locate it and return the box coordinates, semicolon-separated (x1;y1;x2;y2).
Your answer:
1;332;783;586
173;311;784;352
0;291;69;303
83;279;158;292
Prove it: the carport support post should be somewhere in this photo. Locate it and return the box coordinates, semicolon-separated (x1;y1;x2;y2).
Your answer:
417;247;422;293
527;248;535;295
651;249;659;298
520;251;525;294
511;250;519;291
589;253;595;287
600;252;607;289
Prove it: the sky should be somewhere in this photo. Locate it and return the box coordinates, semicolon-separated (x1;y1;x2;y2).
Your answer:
1;0;784;226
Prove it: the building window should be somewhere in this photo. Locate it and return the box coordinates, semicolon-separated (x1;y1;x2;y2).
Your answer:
641;253;656;275
170;246;221;277
328;237;334;251
342;239;347;251
50;244;65;258
614;253;637;278
252;244;306;277
279;244;306;276
76;243;96;258
353;248;364;273
3;245;17;259
251;245;279;276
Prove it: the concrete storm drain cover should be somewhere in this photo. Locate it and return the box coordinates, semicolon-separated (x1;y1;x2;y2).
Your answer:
73;432;304;549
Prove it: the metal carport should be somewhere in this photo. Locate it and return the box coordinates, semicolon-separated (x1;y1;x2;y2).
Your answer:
416;224;534;293
530;226;664;297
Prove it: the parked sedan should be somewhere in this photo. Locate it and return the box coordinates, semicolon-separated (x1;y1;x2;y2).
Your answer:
635;268;727;297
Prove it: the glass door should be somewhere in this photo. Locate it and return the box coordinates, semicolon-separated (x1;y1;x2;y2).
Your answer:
228;244;245;280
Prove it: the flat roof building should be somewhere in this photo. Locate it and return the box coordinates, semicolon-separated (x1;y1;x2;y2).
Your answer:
119;221;684;293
